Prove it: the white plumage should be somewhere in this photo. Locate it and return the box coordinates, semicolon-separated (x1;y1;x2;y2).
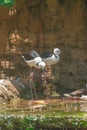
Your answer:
21;50;46;69
21;48;61;99
21;50;46;100
41;48;61;66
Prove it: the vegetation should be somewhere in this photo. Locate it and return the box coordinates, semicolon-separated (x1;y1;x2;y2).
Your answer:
0;112;87;130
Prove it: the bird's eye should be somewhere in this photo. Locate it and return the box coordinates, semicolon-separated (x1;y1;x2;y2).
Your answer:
57;50;61;54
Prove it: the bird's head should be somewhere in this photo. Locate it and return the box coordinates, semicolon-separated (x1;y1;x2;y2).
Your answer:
34;57;42;63
54;48;61;55
35;57;46;69
38;61;46;69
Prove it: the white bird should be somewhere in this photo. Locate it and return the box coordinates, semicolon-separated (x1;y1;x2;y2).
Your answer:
21;50;46;69
40;48;61;98
41;48;61;66
21;50;46;100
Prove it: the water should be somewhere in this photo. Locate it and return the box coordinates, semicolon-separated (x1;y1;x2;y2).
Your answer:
0;99;87;130
0;98;87;116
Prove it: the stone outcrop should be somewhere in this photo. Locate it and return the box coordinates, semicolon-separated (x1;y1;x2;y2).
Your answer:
0;79;25;102
0;0;87;96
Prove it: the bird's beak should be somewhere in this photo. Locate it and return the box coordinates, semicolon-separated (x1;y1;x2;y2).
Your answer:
40;62;46;70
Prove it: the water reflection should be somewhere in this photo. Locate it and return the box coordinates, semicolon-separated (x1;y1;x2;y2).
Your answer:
0;98;31;110
0;99;87;115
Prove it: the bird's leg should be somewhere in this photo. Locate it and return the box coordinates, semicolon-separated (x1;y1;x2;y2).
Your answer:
29;67;33;100
30;78;34;100
45;65;53;98
42;66;49;99
48;66;53;80
31;79;38;100
32;67;38;100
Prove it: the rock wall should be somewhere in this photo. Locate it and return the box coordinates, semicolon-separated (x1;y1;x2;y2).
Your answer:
0;0;87;92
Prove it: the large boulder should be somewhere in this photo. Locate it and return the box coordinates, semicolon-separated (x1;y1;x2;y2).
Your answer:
0;79;25;102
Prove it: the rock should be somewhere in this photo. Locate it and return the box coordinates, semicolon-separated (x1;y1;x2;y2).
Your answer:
70;89;87;96
0;79;26;102
0;0;87;94
63;89;87;100
80;95;87;100
63;93;72;98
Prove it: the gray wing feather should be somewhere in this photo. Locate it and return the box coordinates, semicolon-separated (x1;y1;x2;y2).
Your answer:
30;50;40;58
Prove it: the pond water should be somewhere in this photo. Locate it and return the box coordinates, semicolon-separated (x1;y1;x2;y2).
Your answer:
0;99;87;130
0;98;87;116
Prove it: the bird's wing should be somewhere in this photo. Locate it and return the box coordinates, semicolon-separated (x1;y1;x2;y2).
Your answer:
41;51;53;58
30;50;40;58
21;53;33;60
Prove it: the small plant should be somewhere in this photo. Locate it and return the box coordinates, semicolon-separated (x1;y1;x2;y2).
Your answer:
0;114;87;129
